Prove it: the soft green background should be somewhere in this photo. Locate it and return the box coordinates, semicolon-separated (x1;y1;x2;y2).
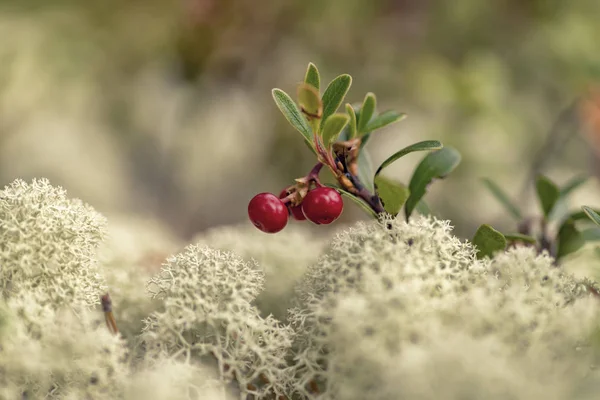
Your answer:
2;0;600;239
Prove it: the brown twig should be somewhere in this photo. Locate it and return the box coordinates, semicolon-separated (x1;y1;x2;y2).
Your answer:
101;293;119;335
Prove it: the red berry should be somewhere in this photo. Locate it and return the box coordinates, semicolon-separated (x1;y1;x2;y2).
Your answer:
248;193;289;233
301;187;344;225
279;189;306;221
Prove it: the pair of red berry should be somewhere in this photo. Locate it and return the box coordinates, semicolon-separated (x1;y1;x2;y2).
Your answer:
248;187;344;233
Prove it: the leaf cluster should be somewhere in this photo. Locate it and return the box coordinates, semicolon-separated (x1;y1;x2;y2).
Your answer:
271;63;462;220
474;174;600;260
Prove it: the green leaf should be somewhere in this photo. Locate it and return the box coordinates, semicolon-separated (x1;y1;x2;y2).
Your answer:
556;219;585;259
374;140;443;177
504;233;537;244
345;104;357;139
304;62;320;92
357;92;376;134
272;88;313;145
322;113;350;148
481;178;522;220
357;147;375;193
364;110;407;132
325;184;377;218
472;224;507;259
567;207;600;222
536;175;560;218
320;74;352;129
560;174;588;197
405;147;461;220
583;206;600;227
297;83;322;120
582;227;600;241
374;175;410;216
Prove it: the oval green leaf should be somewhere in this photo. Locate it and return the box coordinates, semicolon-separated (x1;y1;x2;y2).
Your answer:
320;74;352;130
472;224;507;259
304;62;320;92
325;184;377;218
556;218;585;259
322;113;350;148
405;147;461;220
374;174;409;216
357;92;376;134
481;178;522;220
297;83;322;120
536;175;560;218
375;140;443;177
364;110;407;132
345;103;357;139
504;233;537;245
272;88;313;145
583;206;600;227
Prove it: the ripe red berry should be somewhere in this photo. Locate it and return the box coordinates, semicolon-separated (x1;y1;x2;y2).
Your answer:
279;189;306;221
301;187;344;225
248;193;289;233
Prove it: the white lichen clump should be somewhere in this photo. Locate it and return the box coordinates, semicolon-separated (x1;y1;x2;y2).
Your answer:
140;244;295;399
0;178;106;309
192;223;328;321
289;215;600;399
1;177;600;400
0;179;128;399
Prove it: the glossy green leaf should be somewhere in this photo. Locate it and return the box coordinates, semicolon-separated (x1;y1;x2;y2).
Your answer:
325;184;377;218
357;147;375;193
405;147;461;220
560;174;588;197
472;224;507;259
375;140;443;177
297;83;322;120
556;219;585;259
357;92;376;134
365;110;407;132
536;175;560;218
583;206;600;227
504;233;537;244
272;88;313;144
481;178;522;220
320;74;352;129
345;104;357;139
322;113;350;148
304;62;320;92
374;174;410;216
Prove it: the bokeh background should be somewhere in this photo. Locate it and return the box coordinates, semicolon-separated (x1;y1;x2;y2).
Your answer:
2;0;600;241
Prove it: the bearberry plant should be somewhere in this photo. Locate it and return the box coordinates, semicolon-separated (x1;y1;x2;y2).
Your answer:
473;174;600;261
248;63;461;233
4;63;600;400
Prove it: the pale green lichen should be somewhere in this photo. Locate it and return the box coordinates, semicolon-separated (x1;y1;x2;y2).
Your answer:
192;223;328;321
288;214;600;399
0;295;130;399
140;244;295;398
2;178;600;400
97;214;181;343
0;178;106;310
